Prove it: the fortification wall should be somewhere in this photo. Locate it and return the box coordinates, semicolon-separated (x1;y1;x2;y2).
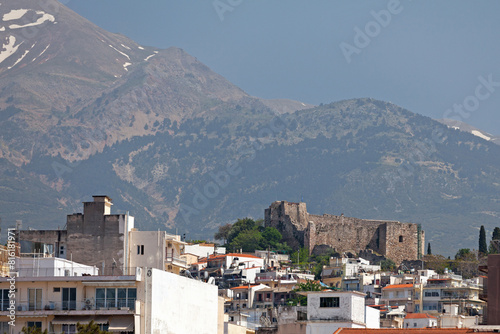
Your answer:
265;201;308;249
306;215;383;255
265;201;423;263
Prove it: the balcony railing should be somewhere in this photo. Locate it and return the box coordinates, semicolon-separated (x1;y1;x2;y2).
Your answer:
1;300;136;313
166;256;188;268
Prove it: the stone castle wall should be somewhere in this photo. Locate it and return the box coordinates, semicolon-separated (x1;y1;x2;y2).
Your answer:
265;201;423;264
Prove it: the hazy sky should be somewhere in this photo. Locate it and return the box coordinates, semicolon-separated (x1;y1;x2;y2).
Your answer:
66;0;500;135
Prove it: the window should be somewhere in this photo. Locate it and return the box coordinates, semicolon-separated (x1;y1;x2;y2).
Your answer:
53;287;61;292
96;288;136;310
62;288;76;310
62;324;76;334
320;297;340;308
399;236;404;242
414;323;417;327
27;322;42;329
28;288;42;311
137;245;144;255
0;290;10;311
0;322;9;333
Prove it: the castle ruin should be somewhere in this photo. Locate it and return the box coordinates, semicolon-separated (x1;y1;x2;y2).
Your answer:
265;201;424;264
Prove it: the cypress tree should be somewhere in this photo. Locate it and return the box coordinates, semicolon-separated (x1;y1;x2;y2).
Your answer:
479;225;487;255
493;227;500;240
427;242;432;255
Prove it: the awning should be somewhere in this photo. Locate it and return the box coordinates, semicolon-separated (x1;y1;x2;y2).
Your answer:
224;269;241;276
109;316;134;332
52;315;109;325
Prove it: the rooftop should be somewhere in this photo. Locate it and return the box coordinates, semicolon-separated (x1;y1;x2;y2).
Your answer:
405;313;437;319
383;284;414;290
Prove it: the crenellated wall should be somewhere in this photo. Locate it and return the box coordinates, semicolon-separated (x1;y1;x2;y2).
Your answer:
265;201;423;264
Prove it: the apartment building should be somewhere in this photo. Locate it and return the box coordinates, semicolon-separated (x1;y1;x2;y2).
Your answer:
0;267;219;334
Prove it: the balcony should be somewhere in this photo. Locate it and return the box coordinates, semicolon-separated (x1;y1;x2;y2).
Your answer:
0;300;137;316
166;256;188;269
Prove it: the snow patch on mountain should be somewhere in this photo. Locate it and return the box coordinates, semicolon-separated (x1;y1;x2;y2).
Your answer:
138;46;144;50
144;54;155;61
471;130;491;141
9;11;55;29
109;44;130;60
121;44;130;50
0;26;4;31
8;45;32;69
31;43;49;62
0;35;21;65
2;8;28;21
123;62;131;71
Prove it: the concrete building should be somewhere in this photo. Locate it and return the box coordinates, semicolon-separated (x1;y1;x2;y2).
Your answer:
0;267;219;334
18;196;190;276
381;284;414;311
305;291;372;333
19;196;133;275
15;256;98;277
439;304;479;329
184;243;226;258
403;313;437;328
256;291;379;334
128;230;189;275
265;201;424;263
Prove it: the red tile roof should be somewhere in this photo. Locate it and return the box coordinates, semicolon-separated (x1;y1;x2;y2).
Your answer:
207;253;262;260
333;328;500;334
383;284;414;290
405;313;437;319
230;284;260;290
225;253;261;259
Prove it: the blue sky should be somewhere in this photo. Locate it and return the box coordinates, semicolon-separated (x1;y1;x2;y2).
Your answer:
66;0;500;135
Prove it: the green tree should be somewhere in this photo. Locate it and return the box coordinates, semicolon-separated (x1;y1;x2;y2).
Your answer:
493;227;500;240
490;227;500;253
423;254;451;274
261;227;282;246
214;223;232;244
21;327;48;334
227;218;255;244
427;242;432;255
290;248;310;265
380;258;396;271
479;225;487;255
228;229;263;252
455;248;472;260
289;280;323;306
77;321;110;334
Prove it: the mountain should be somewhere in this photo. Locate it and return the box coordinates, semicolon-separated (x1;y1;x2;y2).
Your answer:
437;119;500;146
1;0;500;256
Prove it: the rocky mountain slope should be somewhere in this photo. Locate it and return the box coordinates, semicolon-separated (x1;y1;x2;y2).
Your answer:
1;0;499;256
438;119;500;145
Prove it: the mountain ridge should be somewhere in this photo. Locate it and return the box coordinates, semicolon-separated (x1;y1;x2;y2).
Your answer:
0;0;499;257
